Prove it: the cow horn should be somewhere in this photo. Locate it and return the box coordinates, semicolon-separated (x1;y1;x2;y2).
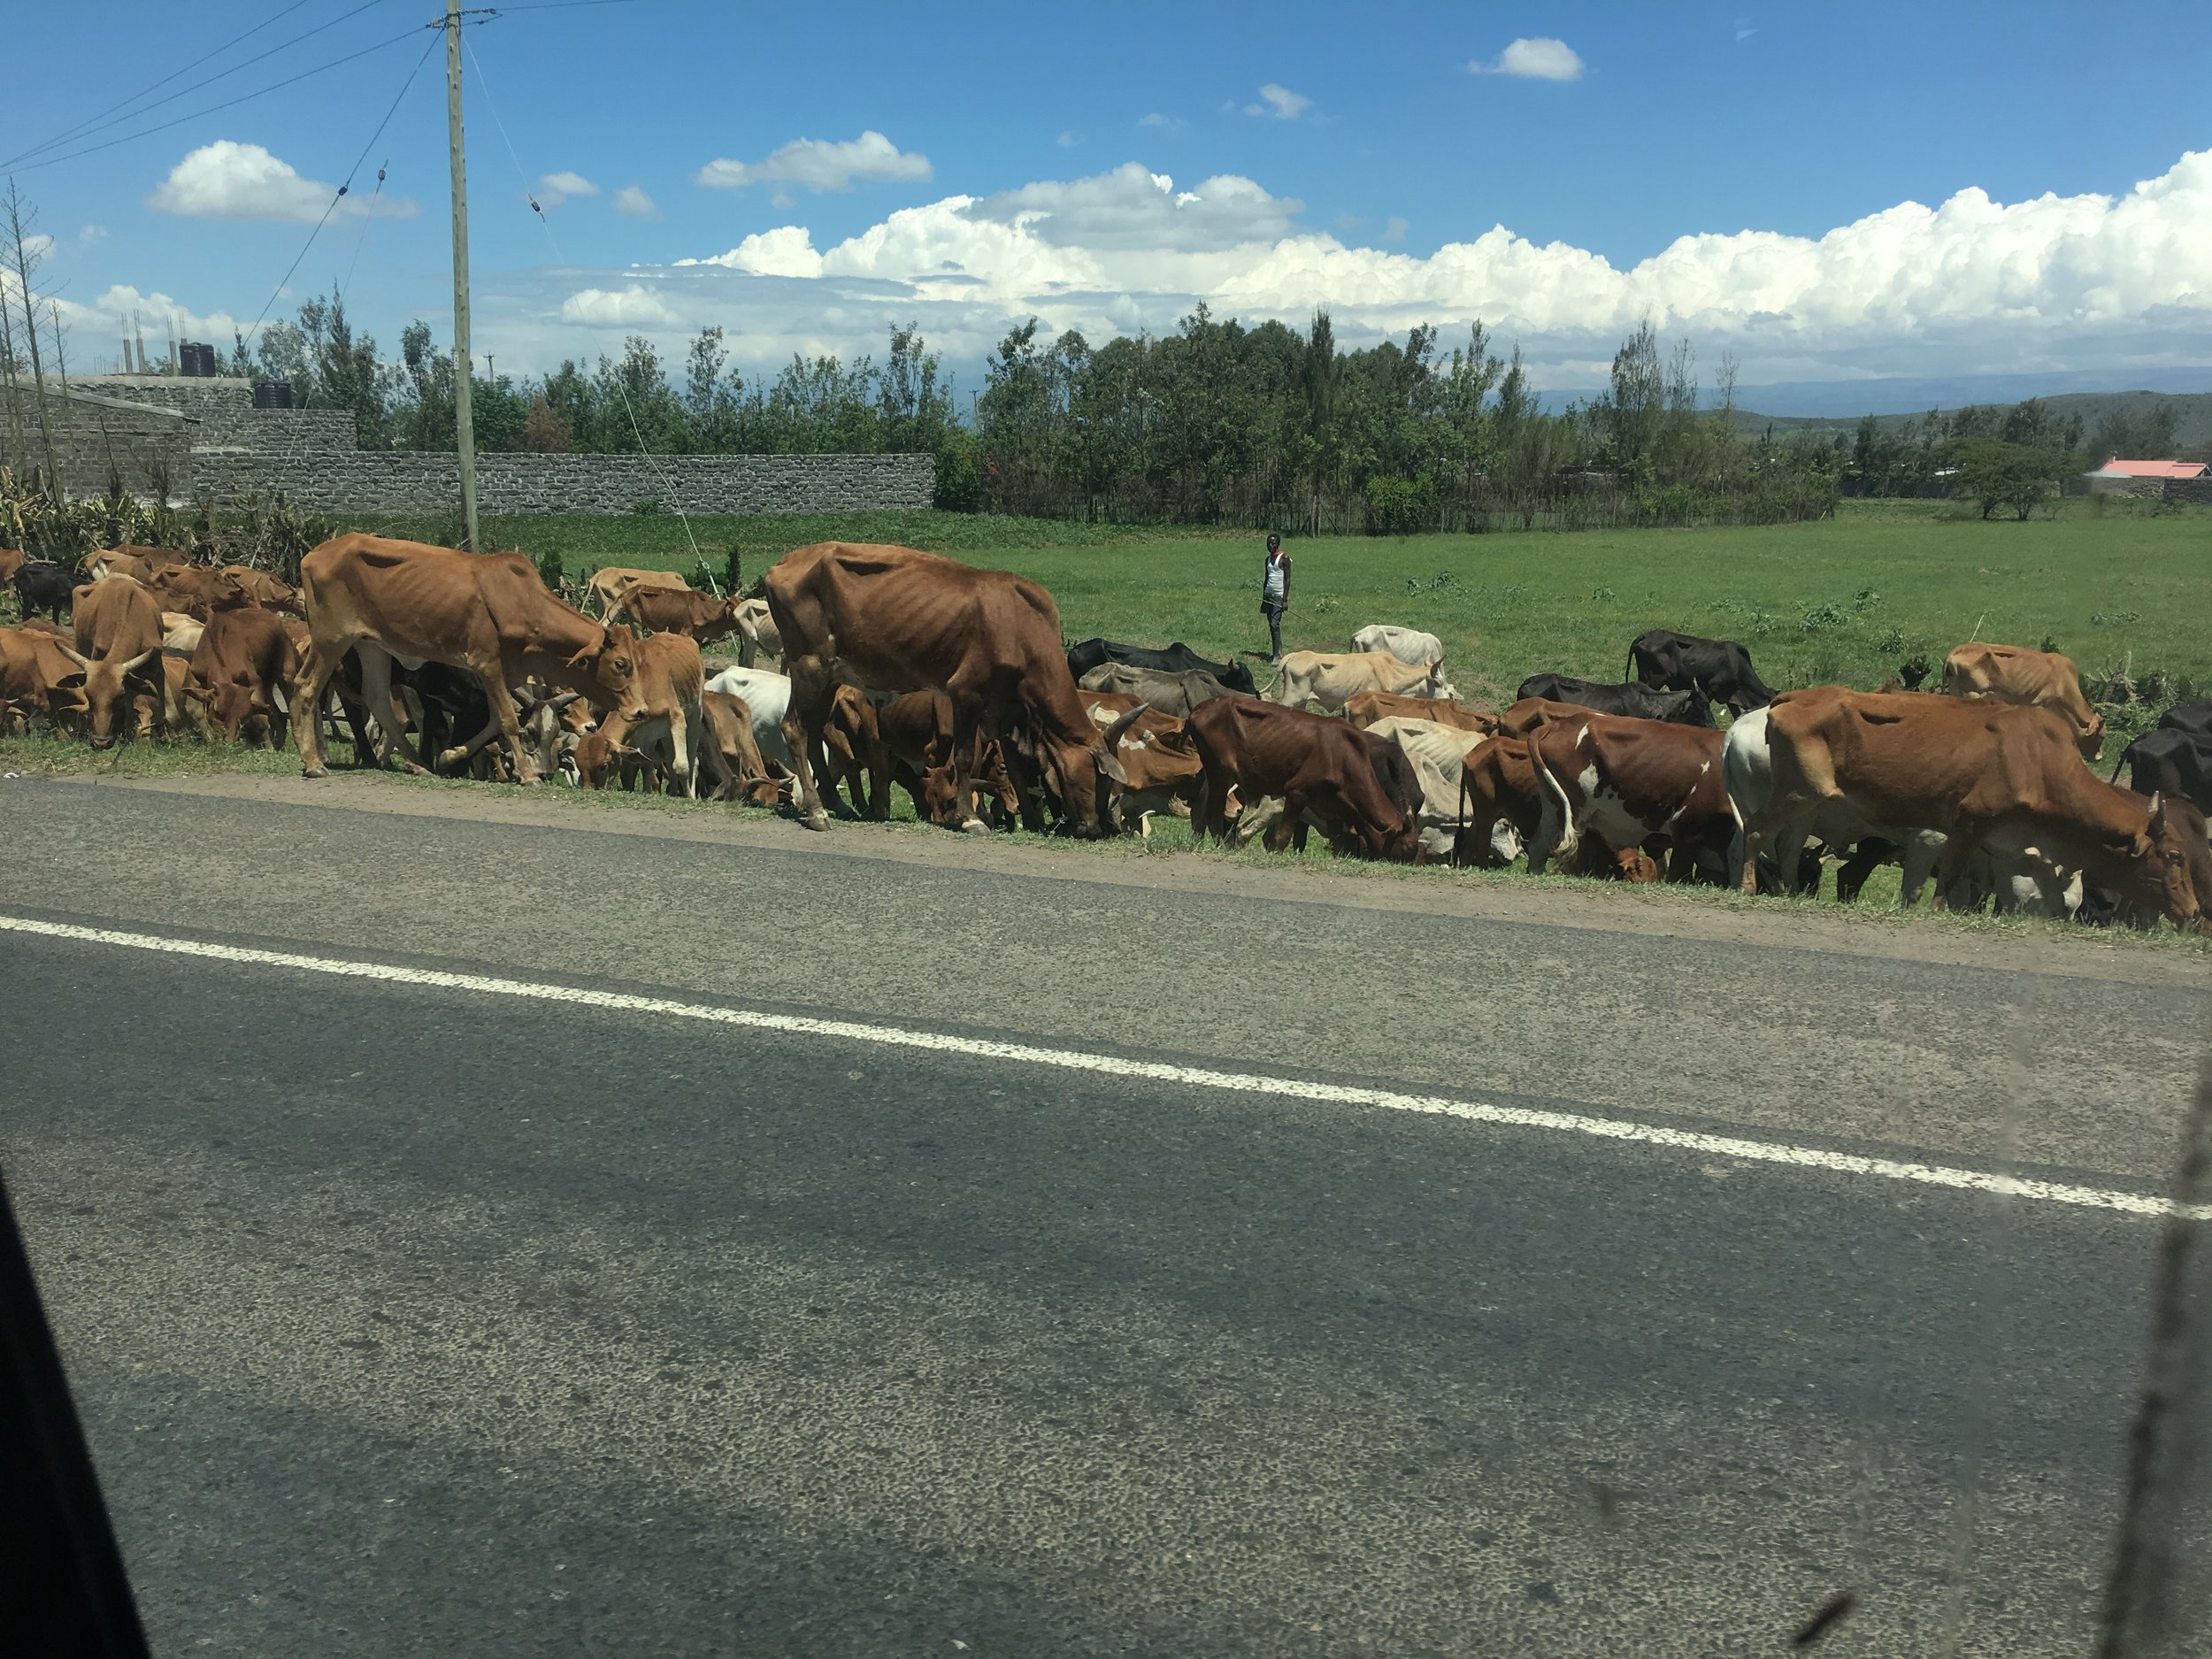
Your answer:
58;644;91;669
120;648;160;678
1101;705;1145;749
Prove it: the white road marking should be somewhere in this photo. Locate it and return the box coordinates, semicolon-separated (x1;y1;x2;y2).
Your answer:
4;911;2201;1222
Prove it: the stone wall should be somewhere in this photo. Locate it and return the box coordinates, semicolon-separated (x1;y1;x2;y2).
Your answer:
2164;476;2212;505
192;448;937;515
72;373;938;516
0;385;196;500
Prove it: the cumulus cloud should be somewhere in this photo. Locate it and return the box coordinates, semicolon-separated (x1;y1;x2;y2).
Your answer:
559;284;679;326
1137;112;1180;129
693;130;931;193
611;184;659;219
147;141;417;223
536;171;597;208
1471;38;1585;81
524;148;2212;393
1245;83;1312;119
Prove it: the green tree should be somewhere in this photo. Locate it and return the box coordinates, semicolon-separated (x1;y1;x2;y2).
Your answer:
1945;437;2060;521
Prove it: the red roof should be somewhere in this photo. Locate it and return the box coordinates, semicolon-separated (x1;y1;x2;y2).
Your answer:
2092;457;2207;479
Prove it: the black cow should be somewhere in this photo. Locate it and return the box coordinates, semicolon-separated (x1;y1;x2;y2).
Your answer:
1514;672;1715;727
1065;636;1257;696
2152;699;2212;741
2110;726;2212;817
1626;629;1774;714
12;562;83;622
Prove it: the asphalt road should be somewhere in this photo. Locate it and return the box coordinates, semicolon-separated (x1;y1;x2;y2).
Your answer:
4;772;2210;1655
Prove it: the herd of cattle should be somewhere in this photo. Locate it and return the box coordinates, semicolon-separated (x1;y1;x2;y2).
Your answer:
6;534;2212;930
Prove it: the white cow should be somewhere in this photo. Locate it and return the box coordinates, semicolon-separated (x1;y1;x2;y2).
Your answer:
1350;624;1445;669
1265;649;1455;711
734;597;782;668
705;664;794;770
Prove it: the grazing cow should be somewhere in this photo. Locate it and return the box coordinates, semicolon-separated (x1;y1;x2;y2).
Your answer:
1065;637;1258;696
187;605;300;746
1627;629;1776;714
1187;696;1417;859
611;582;746;647
764;541;1125;836
61;576;168;746
292;534;639;782
1344;689;1495;734
160;613;204;656
1735;687;2210;926
699;690;781;804
585;566;690;616
1265;649;1455;711
1494;696;1617;739
1526;712;1733;881
145;562;252;620
1076;660;1241;718
1940;641;2105;760
1514;673;1715;726
0;626;91;733
734;596;782;668
1092;703;1204;836
2153;699;2212;741
1349;624;1446;669
595;631;707;797
13;561;83;622
705;665;795;772
88;547;186;585
859;689;1024;828
2110;726;2212;818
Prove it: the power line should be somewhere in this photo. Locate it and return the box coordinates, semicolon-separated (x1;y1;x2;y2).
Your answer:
239;33;441;353
10;26;425;175
3;0;397;171
18;0;318;163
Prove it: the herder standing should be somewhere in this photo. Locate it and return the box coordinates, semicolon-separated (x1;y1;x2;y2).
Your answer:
1260;532;1291;663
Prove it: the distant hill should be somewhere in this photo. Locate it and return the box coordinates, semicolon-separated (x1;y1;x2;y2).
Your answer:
1729;390;2212;453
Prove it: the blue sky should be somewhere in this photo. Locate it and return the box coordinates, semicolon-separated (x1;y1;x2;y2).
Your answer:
8;0;2210;400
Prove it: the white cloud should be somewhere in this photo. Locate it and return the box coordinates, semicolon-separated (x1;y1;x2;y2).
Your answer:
1470;38;1586;81
513;147;2212;393
79;225;108;246
536;170;598;208
147;140;417;223
677;226;825;279
1056;131;1079;148
1245;83;1312;119
693;130;931;194
611;184;659;219
1383;215;1409;242
559;284;679;326
1137;112;1180;129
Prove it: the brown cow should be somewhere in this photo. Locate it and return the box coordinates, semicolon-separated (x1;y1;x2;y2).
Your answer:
91;546;188;585
293;533;639;782
1526;712;1732;881
609;583;745;646
586;565;690;617
0;548;24;590
1495;696;1604;740
188;605;300;746
61;577;166;747
595;631;707;797
219;566;305;615
1186;696;1417;859
0;626;91;733
835;687;1024;827
1453;734;1665;880
700;689;781;804
1096;704;1203;835
764;541;1124;835
1741;687;2210;925
144;563;250;620
1345;689;1497;734
1941;641;2105;760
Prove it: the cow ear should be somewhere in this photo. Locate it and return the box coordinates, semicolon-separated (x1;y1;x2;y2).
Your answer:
2147;790;2165;826
1094;743;1128;786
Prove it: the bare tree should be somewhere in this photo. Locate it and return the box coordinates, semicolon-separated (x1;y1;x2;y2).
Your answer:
3;179;61;490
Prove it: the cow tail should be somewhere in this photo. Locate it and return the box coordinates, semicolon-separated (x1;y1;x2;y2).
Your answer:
1527;726;1580;862
2109;741;2131;784
1257;661;1285;702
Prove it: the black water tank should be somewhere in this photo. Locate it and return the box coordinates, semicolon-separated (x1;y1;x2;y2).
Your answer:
180;342;217;377
251;380;293;409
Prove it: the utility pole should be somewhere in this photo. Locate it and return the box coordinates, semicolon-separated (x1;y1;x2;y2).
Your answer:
444;0;480;551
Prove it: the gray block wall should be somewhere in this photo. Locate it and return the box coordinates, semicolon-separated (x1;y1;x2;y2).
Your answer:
0;385;196;500
69;375;937;516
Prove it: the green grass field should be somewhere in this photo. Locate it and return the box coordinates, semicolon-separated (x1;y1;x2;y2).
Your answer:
362;496;2210;720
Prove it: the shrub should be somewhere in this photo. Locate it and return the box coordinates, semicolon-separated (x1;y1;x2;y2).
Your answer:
631;496;663;516
933;434;984;513
534;547;565;589
1363;474;1438;536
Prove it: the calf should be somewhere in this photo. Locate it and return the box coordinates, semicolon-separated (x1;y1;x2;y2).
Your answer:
187;605;300;747
705;665;795;771
1627;629;1775;714
1514;673;1714;726
1096;704;1205;836
700;689;781;804
595;631;707;797
1526;712;1732;882
611;583;746;648
13;561;82;622
1187;696;1417;860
